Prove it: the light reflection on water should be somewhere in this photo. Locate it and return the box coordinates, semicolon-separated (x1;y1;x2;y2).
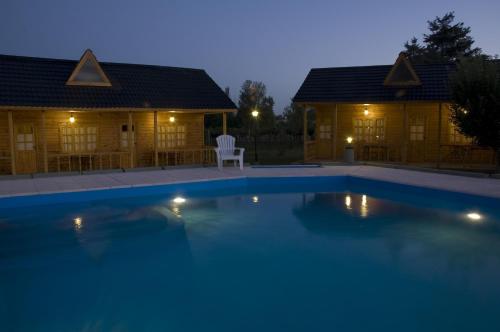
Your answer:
0;187;499;331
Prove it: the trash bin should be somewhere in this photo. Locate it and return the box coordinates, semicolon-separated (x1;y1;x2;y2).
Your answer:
344;146;354;163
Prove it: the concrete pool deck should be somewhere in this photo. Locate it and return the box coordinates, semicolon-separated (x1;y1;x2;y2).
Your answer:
0;165;499;199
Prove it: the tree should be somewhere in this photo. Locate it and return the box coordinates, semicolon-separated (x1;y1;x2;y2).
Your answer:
280;101;315;138
282;102;304;136
403;37;427;63
236;80;275;134
450;56;500;168
404;12;481;63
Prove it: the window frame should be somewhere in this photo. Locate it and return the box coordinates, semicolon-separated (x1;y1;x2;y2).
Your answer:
60;125;98;153
158;124;186;149
353;117;386;143
409;116;426;142
120;123;136;150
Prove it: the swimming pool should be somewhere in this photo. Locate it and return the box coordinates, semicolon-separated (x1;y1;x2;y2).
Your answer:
0;176;499;331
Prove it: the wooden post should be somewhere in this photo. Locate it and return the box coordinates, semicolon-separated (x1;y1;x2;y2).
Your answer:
332;104;338;161
154;111;159;167
402;103;408;163
222;112;227;135
8;111;16;175
437;103;442;168
41;110;48;173
128;111;134;168
303;106;308;161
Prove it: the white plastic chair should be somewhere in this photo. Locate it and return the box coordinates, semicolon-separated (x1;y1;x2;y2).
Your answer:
214;135;245;170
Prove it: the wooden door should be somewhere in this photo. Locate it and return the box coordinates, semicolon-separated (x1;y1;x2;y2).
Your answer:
15;124;37;174
408;116;426;163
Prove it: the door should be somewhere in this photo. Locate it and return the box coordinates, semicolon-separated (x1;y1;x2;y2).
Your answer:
408;116;426;162
15;124;37;173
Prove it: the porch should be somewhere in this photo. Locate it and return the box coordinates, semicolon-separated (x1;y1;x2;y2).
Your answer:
303;103;497;170
0;109;229;175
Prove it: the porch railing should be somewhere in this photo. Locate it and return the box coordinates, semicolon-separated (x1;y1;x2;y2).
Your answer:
439;144;496;168
157;146;217;167
354;144;402;162
48;152;131;173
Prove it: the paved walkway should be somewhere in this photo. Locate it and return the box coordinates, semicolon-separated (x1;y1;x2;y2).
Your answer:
0;165;499;199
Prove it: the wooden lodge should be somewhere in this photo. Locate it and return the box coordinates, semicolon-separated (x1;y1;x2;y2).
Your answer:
294;53;496;169
0;50;236;175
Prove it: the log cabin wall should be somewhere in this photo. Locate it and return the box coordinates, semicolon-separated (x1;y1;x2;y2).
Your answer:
312;102;494;165
0;112;10;174
0;110;207;175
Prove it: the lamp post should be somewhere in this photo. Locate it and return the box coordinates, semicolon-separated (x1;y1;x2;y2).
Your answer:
251;109;259;163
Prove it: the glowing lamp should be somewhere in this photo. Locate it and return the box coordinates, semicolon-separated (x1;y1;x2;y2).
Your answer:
346;136;353;144
467;212;481;221
169;116;175;123
363;104;369;116
251;110;259;118
252;196;259;203
69;114;75;124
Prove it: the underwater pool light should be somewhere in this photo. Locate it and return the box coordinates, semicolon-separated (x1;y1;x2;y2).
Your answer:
172;197;186;204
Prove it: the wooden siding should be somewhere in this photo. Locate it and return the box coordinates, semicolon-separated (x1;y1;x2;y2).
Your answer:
311;102;495;166
0;110;208;174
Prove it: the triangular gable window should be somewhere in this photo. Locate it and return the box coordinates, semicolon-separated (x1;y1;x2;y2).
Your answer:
66;49;111;87
384;53;421;86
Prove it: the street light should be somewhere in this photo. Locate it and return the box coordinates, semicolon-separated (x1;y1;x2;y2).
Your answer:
252;109;259;163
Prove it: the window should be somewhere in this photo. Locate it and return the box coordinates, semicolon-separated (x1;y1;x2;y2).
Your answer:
16;126;35;151
120;124;135;149
449;123;472;144
158;125;186;149
384;54;421;86
66;49;112;86
409;117;425;141
61;126;97;153
319;124;331;140
375;119;385;141
354;118;385;143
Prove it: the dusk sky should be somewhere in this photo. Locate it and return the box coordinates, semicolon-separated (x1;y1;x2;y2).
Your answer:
2;0;500;112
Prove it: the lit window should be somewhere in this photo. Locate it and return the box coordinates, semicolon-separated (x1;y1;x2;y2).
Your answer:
16;126;35;151
319;124;331;139
410;117;425;141
61;126;97;153
159;125;186;149
353;118;384;142
375;119;385;141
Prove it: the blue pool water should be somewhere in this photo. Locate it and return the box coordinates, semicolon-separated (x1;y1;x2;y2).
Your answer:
1;176;500;331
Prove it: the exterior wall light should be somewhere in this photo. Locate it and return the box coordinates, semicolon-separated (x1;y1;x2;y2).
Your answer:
251;110;259;118
346;136;353;144
169;116;175;123
69;114;75;124
363;104;369;116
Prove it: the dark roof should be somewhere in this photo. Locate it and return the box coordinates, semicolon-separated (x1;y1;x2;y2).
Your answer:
0;53;236;110
293;62;455;103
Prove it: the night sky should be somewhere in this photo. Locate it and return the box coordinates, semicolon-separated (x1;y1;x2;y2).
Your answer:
2;0;500;112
